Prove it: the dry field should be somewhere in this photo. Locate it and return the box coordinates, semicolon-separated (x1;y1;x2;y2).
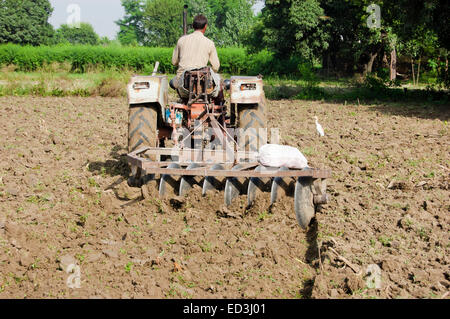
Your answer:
0;96;448;299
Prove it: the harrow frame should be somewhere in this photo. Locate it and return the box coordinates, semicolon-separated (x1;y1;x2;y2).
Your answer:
128;147;331;179
127;146;332;229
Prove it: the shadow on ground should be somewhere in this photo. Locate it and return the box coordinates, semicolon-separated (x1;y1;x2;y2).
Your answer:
299;219;320;299
87;145;130;179
367;102;450;121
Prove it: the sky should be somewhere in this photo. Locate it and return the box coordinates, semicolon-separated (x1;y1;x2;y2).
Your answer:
49;0;125;39
49;0;264;40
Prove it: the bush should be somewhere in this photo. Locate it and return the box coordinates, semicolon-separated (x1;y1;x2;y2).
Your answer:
95;78;126;97
246;51;306;76
362;74;388;90
0;44;296;76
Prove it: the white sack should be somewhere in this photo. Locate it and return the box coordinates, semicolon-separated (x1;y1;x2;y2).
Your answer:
257;144;309;169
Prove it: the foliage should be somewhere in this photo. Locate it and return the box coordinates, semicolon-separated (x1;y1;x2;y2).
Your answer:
0;0;54;46
187;0;256;47
55;23;100;46
116;0;256;47
318;0;449;85
0;0;447;89
219;4;256;47
186;0;220;41
294;62;327;99
432;0;449;50
116;0;147;46
142;0;185;47
0;44;276;75
0;44;174;73
362;74;388;90
246;0;329;61
319;0;381;74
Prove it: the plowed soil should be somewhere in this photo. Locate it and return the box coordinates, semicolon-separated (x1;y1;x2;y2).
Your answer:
0;96;448;299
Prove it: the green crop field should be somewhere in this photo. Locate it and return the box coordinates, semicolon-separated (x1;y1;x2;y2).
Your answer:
0;44;274;75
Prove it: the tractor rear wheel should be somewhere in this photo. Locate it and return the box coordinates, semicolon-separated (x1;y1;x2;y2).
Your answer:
237;97;267;153
128;104;158;187
128;104;158;154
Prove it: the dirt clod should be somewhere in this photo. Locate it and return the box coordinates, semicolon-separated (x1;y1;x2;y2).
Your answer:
102;249;119;259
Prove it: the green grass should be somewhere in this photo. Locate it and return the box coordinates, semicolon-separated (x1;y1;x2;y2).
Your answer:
200;241;212;253
124;262;133;273
1;62;447;104
378;235;392;247
0;66;132;97
257;210;271;222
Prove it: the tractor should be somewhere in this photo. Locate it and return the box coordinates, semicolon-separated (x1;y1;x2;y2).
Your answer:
125;6;331;229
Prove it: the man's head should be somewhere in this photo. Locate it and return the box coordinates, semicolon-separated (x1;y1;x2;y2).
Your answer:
193;15;208;33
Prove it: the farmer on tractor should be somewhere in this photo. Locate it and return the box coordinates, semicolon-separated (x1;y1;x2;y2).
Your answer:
169;14;222;101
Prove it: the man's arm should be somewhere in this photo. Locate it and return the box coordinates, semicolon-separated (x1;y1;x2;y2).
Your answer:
172;41;180;67
209;42;220;72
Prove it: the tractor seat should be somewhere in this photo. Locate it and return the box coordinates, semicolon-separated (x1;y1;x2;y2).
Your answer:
183;67;215;97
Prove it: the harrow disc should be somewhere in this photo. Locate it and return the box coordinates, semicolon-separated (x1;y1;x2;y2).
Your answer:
270;167;292;204
202;164;225;196
224;164;245;206
180;163;202;196
294;176;315;229
127;165;143;187
159;163;181;197
247;165;273;207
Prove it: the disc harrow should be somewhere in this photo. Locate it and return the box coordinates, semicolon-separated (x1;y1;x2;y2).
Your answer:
128;147;332;229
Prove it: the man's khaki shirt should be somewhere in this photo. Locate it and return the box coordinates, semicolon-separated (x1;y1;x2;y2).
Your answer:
172;30;220;77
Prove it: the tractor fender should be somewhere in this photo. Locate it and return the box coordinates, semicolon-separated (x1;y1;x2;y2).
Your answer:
127;75;168;115
230;76;264;104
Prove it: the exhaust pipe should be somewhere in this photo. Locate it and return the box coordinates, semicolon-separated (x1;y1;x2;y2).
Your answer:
183;5;188;35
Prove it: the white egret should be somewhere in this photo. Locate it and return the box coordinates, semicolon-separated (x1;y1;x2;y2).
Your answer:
314;116;325;137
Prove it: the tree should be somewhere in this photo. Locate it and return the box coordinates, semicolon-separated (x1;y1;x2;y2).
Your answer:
219;2;256;46
185;0;255;46
422;0;448;87
142;0;185;47
212;1;255;31
318;0;392;76
318;0;440;79
116;0;256;47
0;0;54;45
381;0;445;85
243;0;446;84
433;0;449;50
186;0;220;42
116;0;146;46
247;0;329;61
99;36;115;46
56;23;100;45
